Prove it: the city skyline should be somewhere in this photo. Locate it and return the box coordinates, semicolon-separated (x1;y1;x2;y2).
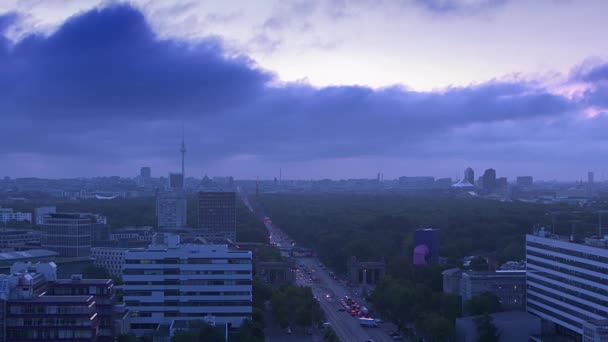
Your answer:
1;1;608;179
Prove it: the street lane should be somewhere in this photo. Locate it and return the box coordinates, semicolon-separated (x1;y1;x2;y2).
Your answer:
249;203;405;342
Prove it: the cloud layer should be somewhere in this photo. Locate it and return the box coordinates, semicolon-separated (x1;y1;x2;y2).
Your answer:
1;4;607;179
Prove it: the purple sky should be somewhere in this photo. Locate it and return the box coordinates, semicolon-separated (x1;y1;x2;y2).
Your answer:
1;1;608;180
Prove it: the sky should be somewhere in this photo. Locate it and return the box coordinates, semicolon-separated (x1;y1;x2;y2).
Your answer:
1;0;608;180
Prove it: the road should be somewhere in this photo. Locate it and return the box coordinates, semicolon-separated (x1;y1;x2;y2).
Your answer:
263;216;403;342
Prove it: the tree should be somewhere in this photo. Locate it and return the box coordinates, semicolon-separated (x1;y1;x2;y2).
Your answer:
468;256;489;271
82;265;112;279
466;292;501;316
415;312;454;342
237;319;264;342
475;313;500;342
323;327;340;342
117;334;137;342
171;321;224;342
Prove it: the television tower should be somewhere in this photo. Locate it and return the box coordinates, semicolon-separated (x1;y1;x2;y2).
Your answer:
180;124;186;187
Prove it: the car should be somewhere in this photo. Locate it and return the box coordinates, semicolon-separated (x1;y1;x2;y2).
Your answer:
374;318;384;324
325;294;332;298
285;327;292;334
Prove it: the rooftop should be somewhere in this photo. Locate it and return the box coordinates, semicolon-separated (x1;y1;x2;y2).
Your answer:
55;278;112;285
0;249;58;262
530;227;608;250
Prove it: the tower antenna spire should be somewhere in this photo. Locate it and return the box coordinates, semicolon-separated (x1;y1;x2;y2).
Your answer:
180;122;186;186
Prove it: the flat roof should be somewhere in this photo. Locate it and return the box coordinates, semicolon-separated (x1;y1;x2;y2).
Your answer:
0;249;58;261
54;278;112;285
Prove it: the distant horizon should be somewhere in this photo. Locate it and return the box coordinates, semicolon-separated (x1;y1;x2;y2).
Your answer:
2;173;601;184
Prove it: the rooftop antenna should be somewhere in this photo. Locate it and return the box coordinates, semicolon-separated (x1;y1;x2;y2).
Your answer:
180;122;186;186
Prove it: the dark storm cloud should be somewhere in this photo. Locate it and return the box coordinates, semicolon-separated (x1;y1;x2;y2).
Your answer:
0;5;272;119
0;4;596;175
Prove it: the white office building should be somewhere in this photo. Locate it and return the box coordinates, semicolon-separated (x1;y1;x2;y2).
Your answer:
0;207;32;224
526;228;608;340
91;247;129;278
123;234;252;334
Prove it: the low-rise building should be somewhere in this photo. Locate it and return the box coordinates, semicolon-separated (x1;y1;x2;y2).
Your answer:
0;249;59;271
0;262;117;342
110;227;155;242
583;319;608;342
460;270;526;311
91;247;128;278
455;311;541;342
48;275;116;341
0;229;41;251
442;268;462;295
0;207;32;223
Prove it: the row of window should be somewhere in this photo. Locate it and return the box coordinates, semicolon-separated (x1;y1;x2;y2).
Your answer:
527;300;582;333
527;274;608;308
527;286;608;318
125;258;251;264
527;249;608;275
124;290;251;297
527;241;608;264
527;257;608;286
9;306;93;315
7;329;94;340
123;269;251;276
125;300;251;307
124;280;252;286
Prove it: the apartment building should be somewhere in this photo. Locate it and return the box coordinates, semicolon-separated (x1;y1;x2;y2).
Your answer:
0;262;116;342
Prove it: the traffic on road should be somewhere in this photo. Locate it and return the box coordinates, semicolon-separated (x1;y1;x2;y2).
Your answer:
262;215;407;342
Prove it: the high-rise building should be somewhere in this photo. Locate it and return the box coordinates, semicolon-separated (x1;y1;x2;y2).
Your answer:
140;166;151;179
169;173;184;190
123;234;252;335
481;168;497;193
526;229;608;340
198;192;237;242
496;177;508;190
40;213;94;257
464;167;475;185
156;191;187;228
588;171;595;184
516;176;534;187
